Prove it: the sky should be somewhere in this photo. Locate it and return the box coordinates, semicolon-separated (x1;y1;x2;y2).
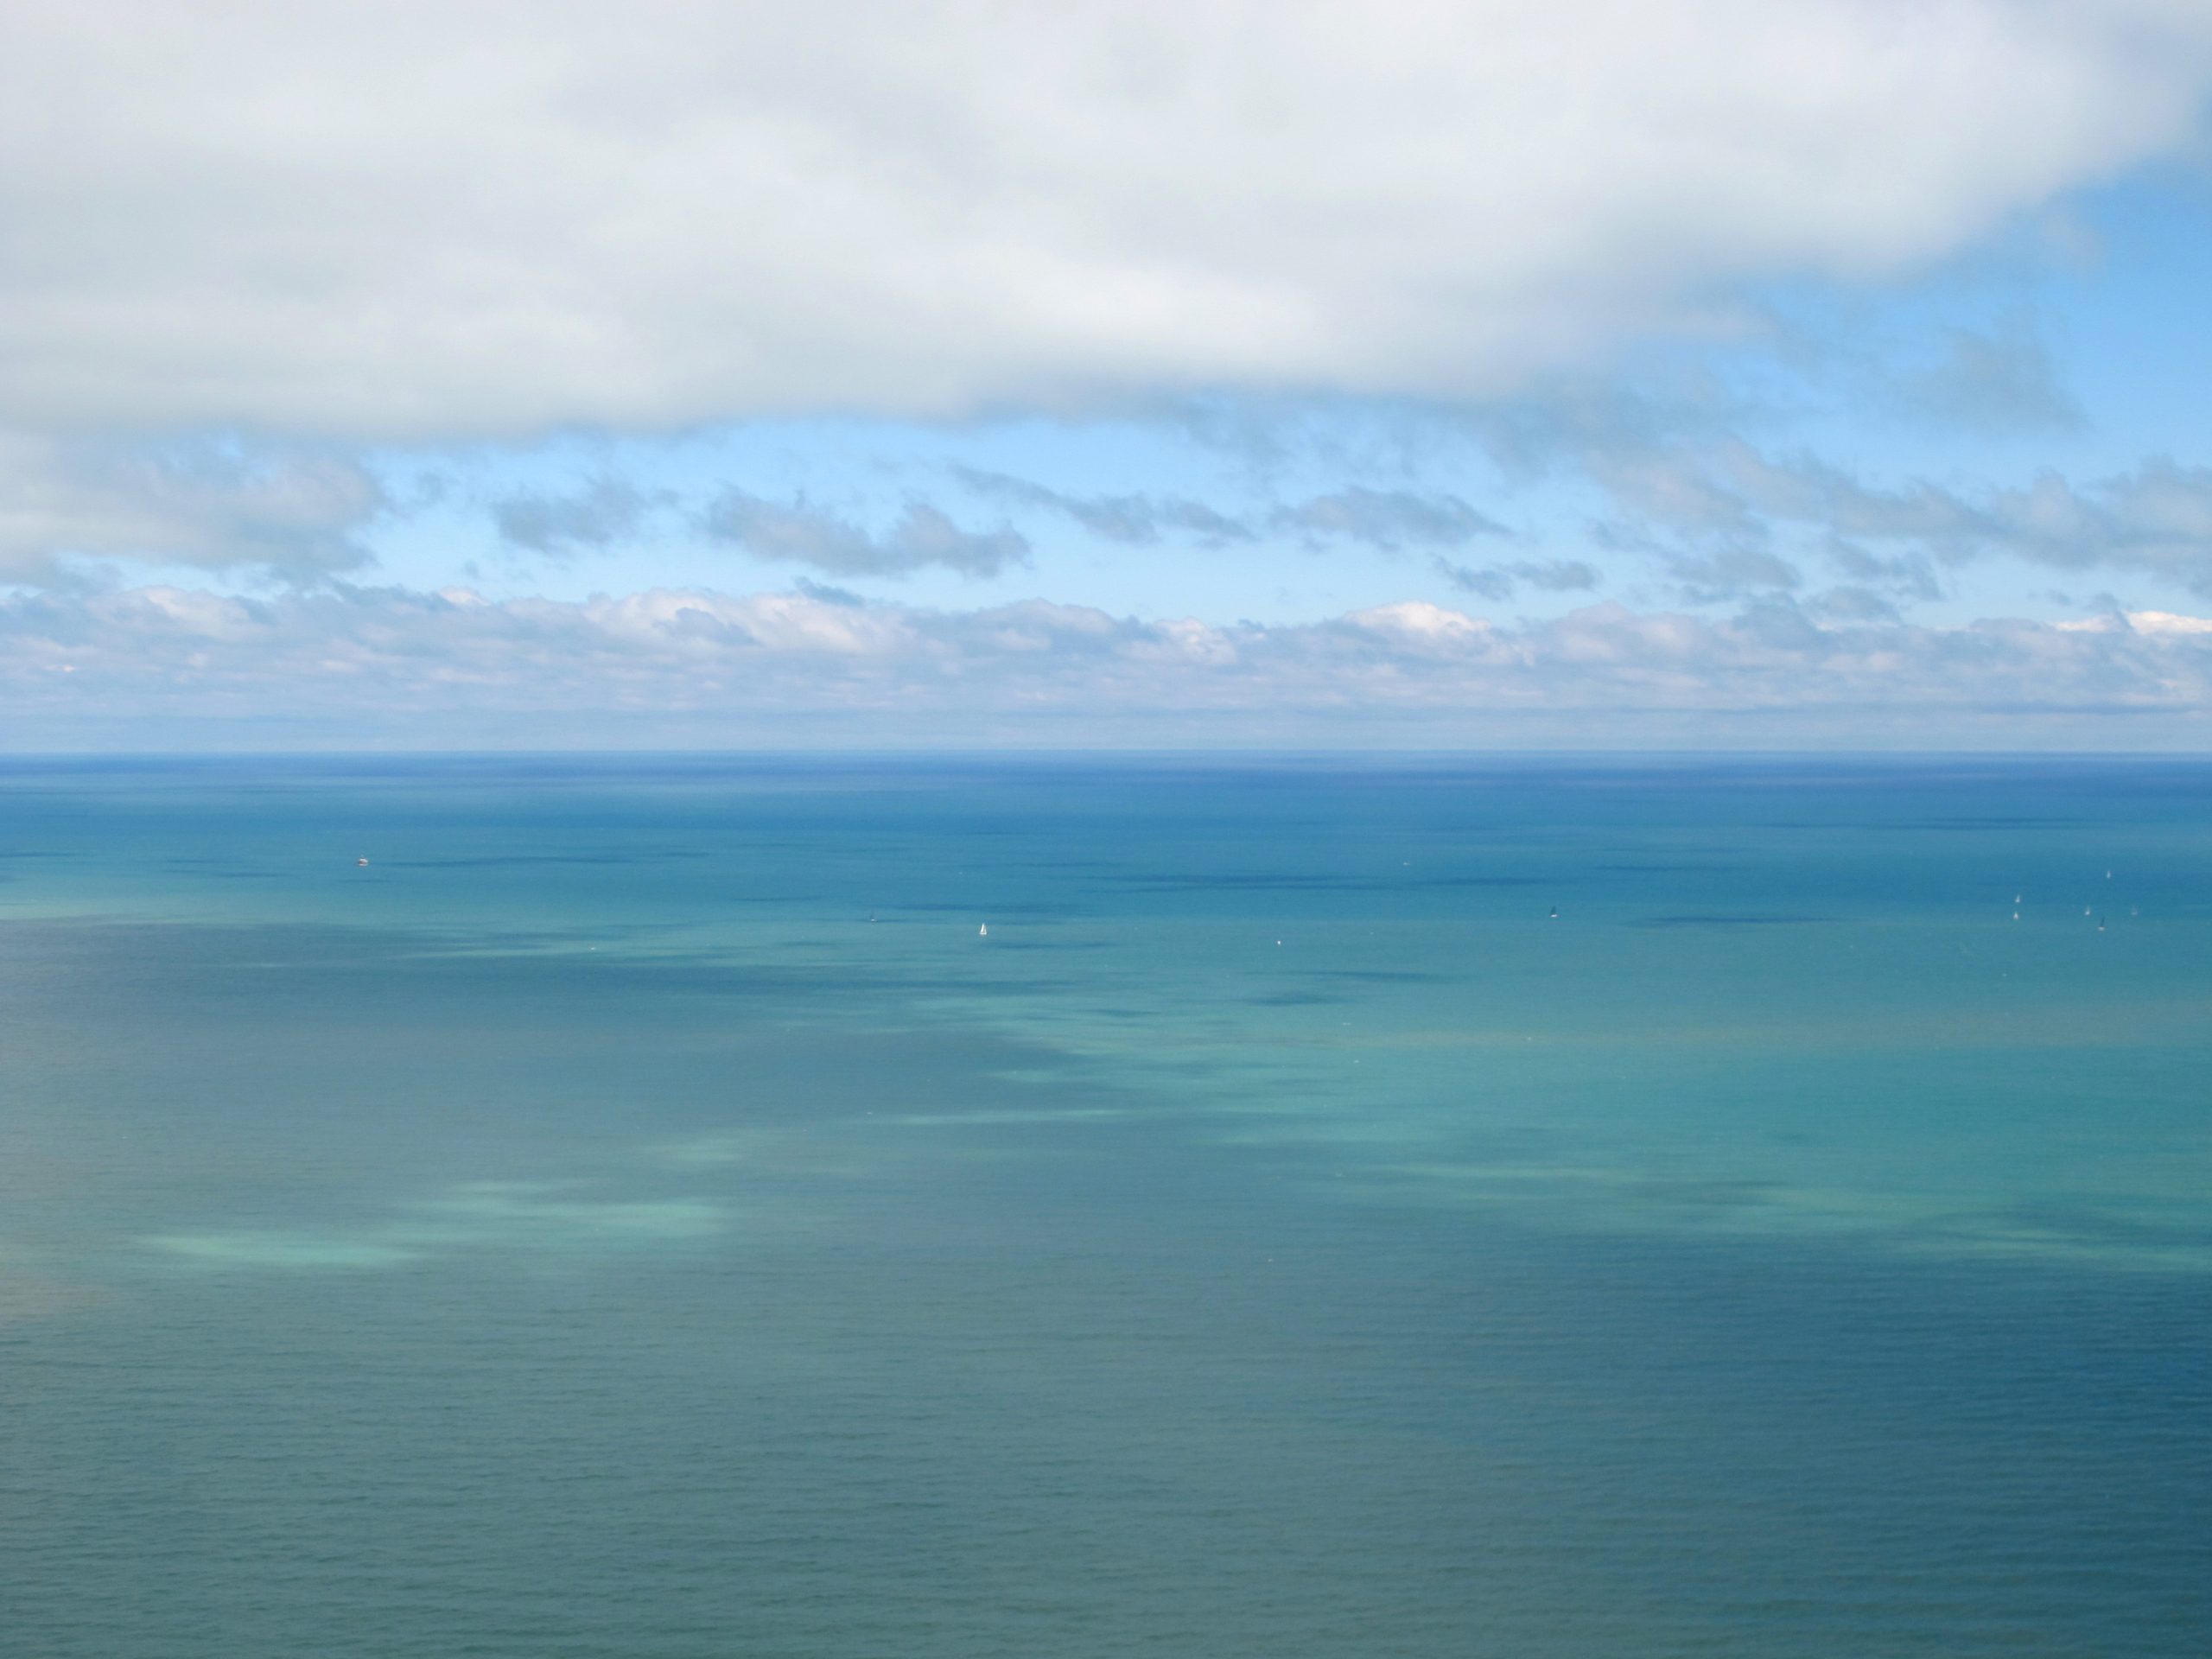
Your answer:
9;1;2212;749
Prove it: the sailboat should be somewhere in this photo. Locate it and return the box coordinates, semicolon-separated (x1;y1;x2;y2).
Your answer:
978;923;988;938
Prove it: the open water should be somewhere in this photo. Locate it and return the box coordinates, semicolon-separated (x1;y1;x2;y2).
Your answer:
1;755;2207;1656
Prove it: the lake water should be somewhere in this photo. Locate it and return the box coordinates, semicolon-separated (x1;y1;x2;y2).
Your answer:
3;755;2207;1656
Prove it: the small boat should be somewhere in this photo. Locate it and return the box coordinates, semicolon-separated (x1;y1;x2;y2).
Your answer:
978;923;988;938
1548;906;1559;919
356;857;369;868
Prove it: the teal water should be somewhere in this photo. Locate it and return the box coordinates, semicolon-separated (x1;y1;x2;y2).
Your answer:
2;756;2207;1656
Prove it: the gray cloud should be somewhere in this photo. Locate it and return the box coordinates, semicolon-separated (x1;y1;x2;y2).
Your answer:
0;432;381;584
1893;327;2082;433
1713;449;2212;590
1496;401;2212;599
950;467;1252;544
5;4;2209;438
1668;546;1804;599
701;493;1027;579
1807;586;1905;624
491;479;658;557
953;467;1513;556
1827;543;1943;602
1270;488;1505;550
1435;557;1599;601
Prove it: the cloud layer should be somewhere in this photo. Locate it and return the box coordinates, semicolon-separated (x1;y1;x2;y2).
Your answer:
9;582;2212;747
5;1;2209;437
7;5;2212;749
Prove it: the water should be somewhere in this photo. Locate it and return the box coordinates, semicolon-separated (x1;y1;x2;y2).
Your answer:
2;755;2207;1656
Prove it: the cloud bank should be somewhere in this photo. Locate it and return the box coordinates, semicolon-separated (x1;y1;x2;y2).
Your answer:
4;1;2209;437
9;582;2212;748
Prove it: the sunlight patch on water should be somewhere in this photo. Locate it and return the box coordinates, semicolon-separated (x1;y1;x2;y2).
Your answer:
143;1180;726;1272
148;1234;424;1269
1370;1159;2212;1274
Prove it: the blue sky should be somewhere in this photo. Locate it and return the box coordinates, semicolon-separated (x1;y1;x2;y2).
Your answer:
8;2;2212;748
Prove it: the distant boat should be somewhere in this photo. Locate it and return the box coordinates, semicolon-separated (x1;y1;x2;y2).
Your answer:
978;923;988;938
2098;917;2107;932
2012;912;2020;921
356;857;369;868
1548;906;1559;918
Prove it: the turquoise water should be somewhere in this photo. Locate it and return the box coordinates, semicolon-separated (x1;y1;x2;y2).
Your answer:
2;755;2207;1656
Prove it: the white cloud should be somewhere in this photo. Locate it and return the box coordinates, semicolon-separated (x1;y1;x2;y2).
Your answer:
8;582;2212;746
1342;600;1492;645
3;2;2208;438
2057;608;2212;636
2129;609;2212;636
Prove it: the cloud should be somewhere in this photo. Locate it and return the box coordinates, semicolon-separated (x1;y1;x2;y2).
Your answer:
1894;326;2082;432
10;580;2212;746
1725;451;2212;590
700;493;1027;578
1826;543;1943;602
0;432;382;584
1270;488;1506;550
950;467;1252;544
953;467;1510;554
491;478;658;556
1669;546;1804;598
4;3;2209;438
1506;404;2212;598
1435;556;1599;601
2072;608;2212;637
793;576;868;607
1805;586;1905;624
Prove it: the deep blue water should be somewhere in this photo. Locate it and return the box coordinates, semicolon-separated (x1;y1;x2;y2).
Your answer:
2;755;2207;1656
